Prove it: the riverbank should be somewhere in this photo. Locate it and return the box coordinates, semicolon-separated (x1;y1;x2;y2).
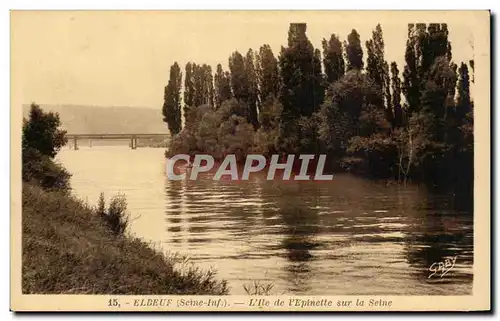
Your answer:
22;182;228;294
136;137;168;148
54;146;474;295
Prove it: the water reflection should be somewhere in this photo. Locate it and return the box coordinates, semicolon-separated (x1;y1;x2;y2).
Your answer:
404;194;473;285
165;179;185;243
57;147;473;295
273;183;321;293
161;172;473;295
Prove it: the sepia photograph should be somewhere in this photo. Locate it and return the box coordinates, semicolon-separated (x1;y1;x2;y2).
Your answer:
10;10;490;312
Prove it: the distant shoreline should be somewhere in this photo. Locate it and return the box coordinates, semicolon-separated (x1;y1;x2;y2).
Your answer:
22;103;168;136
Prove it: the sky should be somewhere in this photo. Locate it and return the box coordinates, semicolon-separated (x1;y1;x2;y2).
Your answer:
11;11;477;109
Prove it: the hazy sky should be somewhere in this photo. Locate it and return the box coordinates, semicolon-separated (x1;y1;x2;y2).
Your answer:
12;11;476;108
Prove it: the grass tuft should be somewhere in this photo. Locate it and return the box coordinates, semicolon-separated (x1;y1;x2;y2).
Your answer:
243;281;275;295
96;192;130;236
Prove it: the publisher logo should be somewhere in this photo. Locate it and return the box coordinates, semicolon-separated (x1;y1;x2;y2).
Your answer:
166;154;334;181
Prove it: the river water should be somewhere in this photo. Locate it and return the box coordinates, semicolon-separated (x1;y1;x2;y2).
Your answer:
56;146;473;295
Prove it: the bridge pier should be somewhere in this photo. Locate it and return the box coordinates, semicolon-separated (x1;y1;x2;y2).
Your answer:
130;136;137;150
73;136;78;150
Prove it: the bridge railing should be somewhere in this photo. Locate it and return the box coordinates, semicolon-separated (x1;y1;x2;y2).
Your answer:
66;133;170;150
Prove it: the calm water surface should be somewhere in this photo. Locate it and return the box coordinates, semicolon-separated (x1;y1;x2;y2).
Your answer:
57;146;473;295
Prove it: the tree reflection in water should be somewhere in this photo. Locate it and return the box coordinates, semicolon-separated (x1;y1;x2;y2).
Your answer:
272;182;322;294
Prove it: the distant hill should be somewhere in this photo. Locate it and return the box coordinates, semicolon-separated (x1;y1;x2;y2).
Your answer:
22;104;169;135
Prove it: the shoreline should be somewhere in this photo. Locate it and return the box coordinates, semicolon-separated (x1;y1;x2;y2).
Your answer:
22;182;228;295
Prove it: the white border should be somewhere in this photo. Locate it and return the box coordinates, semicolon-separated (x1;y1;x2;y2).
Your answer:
3;1;497;320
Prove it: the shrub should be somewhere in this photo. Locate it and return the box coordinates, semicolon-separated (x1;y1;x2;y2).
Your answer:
22;103;67;158
243;281;276;295
167;99;256;162
22;103;71;192
22;147;71;193
97;193;130;236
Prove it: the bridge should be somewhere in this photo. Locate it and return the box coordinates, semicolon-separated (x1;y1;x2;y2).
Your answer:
66;133;170;150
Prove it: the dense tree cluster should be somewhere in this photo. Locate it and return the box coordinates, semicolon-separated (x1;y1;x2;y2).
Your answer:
162;22;473;191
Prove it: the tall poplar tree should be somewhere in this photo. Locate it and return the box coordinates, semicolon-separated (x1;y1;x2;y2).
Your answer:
365;24;392;121
279;23;324;118
469;59;474;84
162;62;182;135
456;62;471;120
390;62;403;128
203;64;214;106
383;61;392;122
322;34;345;85
191;64;214;107
184;62;195;121
193;64;204;107
402;24;419;116
345;29;364;71
278;23;324;152
229;51;249;102
214;64;232;109
403;23;452;117
256;44;280;104
244;49;259;127
229;50;259;126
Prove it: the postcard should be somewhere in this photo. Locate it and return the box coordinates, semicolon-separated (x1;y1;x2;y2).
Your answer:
10;10;490;312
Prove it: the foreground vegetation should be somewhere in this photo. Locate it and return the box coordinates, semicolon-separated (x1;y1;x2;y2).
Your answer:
22;103;228;294
163;23;473;194
22;183;227;294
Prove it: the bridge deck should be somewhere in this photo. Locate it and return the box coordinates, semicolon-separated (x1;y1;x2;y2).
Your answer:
67;133;169;139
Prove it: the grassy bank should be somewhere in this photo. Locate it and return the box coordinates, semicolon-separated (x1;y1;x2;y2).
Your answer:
22;183;228;295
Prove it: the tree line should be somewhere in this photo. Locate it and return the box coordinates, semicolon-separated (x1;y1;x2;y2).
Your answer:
162;22;473;189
